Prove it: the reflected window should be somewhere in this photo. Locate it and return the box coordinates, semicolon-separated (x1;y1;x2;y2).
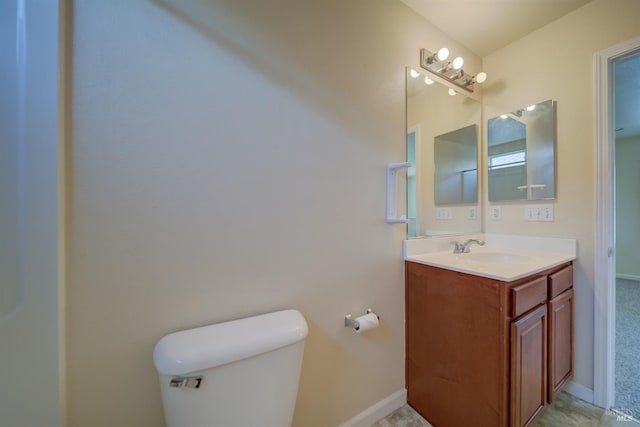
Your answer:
489;151;526;170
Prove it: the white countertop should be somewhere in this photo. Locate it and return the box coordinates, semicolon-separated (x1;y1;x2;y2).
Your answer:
404;234;577;282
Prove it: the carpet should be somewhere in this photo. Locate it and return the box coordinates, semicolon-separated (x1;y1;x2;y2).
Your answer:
615;278;640;420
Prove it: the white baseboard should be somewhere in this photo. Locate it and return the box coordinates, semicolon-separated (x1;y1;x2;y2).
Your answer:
338;389;407;427
566;381;595;405
616;273;640;282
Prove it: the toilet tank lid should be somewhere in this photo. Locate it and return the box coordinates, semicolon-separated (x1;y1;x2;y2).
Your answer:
153;309;308;376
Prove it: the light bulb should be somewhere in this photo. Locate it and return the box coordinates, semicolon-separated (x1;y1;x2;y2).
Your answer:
452;57;464;70
437;47;450;61
410;69;420;78
526;105;536;111
424;76;434;85
475;72;487;83
448;88;457;96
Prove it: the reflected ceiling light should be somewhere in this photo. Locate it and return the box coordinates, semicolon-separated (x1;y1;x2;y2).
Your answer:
500;114;508;119
424;76;434;85
410;68;420;78
448;88;457;96
419;48;487;94
526;105;536;111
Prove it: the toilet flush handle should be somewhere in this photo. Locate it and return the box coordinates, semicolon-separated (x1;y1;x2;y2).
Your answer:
169;375;203;389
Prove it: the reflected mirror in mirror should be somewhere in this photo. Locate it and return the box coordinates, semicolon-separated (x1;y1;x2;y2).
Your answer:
487;99;556;201
406;67;482;239
434;125;478;205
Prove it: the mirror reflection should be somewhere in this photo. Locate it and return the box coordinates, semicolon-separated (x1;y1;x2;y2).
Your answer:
406;68;482;238
434;125;478;205
487;99;556;201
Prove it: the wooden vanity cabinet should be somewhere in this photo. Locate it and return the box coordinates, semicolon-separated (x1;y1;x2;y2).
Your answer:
509;277;548;427
510;303;547;427
547;265;574;402
406;261;573;427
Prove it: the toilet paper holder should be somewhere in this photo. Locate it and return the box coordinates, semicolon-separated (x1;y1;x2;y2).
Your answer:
344;308;379;328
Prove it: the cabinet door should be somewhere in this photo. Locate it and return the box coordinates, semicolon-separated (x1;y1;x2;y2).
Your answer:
548;288;574;402
511;304;547;427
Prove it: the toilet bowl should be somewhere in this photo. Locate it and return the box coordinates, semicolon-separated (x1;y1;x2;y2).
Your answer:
153;309;308;427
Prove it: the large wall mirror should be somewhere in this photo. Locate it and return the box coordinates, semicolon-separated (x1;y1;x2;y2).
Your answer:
406;67;482;238
487;99;556;201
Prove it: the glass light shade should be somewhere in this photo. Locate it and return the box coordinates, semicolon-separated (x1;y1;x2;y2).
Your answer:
410;69;420;78
437;47;450;61
424;76;434;85
452;57;464;70
448;88;457;96
475;72;487;83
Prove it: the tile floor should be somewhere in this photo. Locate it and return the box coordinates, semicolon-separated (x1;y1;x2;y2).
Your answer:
372;392;640;427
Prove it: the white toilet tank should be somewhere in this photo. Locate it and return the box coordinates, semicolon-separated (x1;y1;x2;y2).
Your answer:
153;309;308;427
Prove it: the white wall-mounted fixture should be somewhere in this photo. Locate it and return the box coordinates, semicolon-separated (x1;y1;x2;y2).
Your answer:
419;48;487;94
524;204;554;221
386;162;411;224
344;308;380;333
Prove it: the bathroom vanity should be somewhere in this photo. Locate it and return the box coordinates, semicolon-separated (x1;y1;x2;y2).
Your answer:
404;236;575;427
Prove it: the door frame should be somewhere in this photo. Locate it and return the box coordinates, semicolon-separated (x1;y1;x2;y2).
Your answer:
593;35;640;409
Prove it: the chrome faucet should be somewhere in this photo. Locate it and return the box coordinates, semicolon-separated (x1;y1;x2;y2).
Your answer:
452;238;486;254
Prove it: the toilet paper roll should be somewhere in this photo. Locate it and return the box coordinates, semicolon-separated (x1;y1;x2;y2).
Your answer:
353;312;379;333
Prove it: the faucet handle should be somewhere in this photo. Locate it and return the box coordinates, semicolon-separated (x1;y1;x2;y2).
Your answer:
451;241;464;254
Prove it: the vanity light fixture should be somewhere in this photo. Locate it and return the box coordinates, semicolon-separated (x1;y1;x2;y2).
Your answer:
475;72;487;83
452;56;464;70
424;76;434;85
419;48;487;94
425;47;450;64
448;88;457;96
409;68;420;78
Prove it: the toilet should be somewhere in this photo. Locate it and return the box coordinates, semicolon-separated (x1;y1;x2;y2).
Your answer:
153;309;308;427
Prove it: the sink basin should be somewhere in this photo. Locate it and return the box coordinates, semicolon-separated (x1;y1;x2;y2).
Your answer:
463;252;531;263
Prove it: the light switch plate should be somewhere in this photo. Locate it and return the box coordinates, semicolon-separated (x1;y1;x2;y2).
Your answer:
525;204;554;221
436;207;453;220
468;206;477;220
490;205;502;221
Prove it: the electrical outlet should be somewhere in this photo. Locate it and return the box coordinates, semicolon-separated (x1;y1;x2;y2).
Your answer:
468;206;477;220
490;205;502;221
525;204;554;221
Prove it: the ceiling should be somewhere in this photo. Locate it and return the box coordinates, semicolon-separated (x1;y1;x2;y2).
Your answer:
400;0;593;57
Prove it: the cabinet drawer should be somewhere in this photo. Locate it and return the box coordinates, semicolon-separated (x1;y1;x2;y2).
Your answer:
511;277;547;318
549;265;573;299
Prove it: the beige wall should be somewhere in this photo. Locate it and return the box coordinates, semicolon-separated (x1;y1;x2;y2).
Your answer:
616;135;640;278
482;0;640;392
67;1;481;426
